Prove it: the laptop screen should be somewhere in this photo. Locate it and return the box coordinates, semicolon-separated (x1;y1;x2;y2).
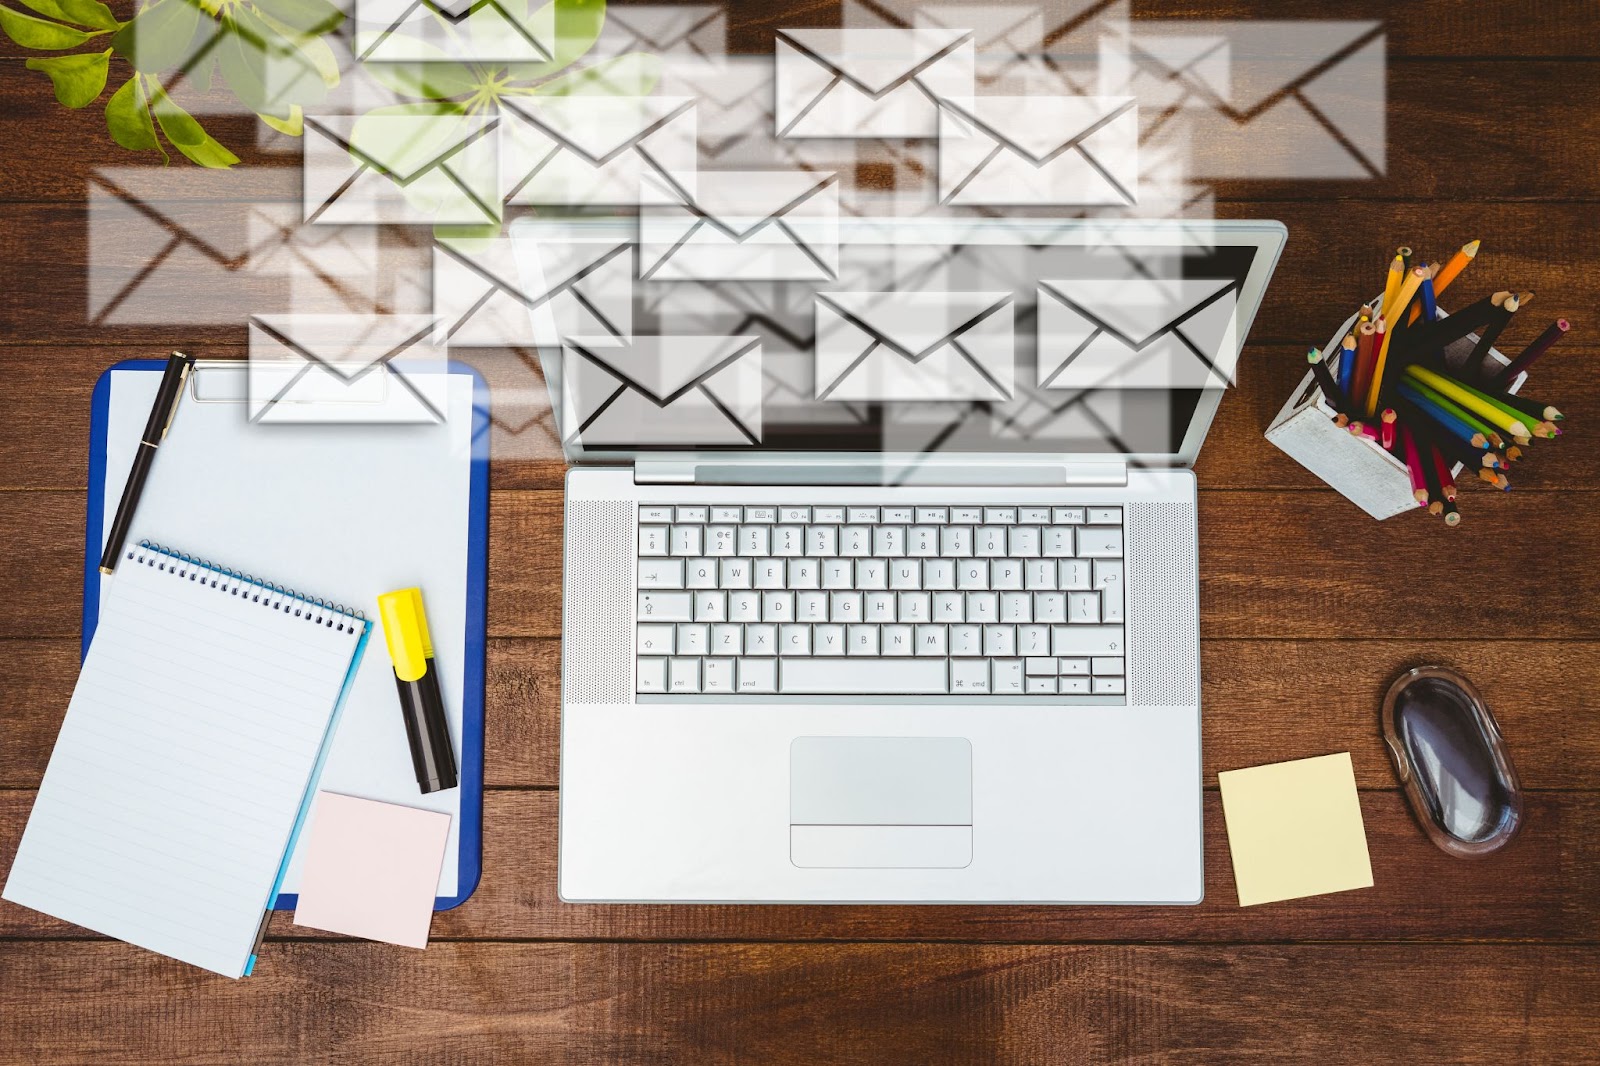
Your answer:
507;218;1284;467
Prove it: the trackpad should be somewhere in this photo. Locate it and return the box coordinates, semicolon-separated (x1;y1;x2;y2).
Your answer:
790;737;973;869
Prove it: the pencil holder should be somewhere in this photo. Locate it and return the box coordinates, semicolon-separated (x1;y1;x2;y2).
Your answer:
1265;302;1527;519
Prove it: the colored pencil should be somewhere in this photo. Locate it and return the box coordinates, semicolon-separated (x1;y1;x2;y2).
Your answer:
1406;263;1440;325
1465;292;1523;379
1494;318;1570;385
1395;387;1490;451
1397;245;1413;274
1349;420;1377;440
1381;254;1406;318
1400;379;1498;446
1430;444;1457;501
1432;238;1481;298
1335;333;1358;397
1404;364;1532;438
1425;371;1559;435
1442;498;1462;525
1368;266;1430;414
1400;424;1428;504
1352;321;1378;404
1307;347;1346;414
1380;408;1397;450
1395;291;1512;357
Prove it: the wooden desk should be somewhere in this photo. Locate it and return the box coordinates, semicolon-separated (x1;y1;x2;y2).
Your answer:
2;2;1597;1061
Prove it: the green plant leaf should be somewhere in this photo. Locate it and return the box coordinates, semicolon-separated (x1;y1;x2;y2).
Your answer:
215;5;327;116
15;0;115;30
255;8;339;88
258;103;302;135
25;48;110;107
250;0;340;34
362;58;479;101
149;83;240;166
110;0;207;73
105;75;166;163
528;50;657;96
0;3;105;48
495;0;605;87
349;101;469;177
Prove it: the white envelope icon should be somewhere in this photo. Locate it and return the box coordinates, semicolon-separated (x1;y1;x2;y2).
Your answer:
938;95;1137;205
639;170;839;282
815;290;1014;402
303;113;500;226
775;28;974;139
1036;277;1238;390
599;4;725;60
664;56;851;174
500;96;697;207
247;314;450;424
490;226;635;348
1098;26;1230;111
354;0;552;63
563;336;763;447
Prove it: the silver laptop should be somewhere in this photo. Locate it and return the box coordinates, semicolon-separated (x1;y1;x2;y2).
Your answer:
510;217;1286;903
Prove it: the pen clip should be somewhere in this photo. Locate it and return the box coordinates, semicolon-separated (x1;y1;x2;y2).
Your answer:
162;354;192;440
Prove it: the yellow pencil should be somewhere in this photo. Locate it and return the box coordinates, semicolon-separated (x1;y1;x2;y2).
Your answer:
1404;364;1532;438
1366;266;1429;415
1380;254;1405;318
1432;239;1480;299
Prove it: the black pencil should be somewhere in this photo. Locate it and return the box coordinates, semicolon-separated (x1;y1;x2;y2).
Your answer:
1394;290;1512;358
1465;292;1525;380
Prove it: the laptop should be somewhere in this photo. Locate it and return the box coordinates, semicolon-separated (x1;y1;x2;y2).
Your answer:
510;216;1287;903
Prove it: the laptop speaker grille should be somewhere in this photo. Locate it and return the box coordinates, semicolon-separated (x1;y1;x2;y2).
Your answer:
564;500;633;705
1126;501;1199;707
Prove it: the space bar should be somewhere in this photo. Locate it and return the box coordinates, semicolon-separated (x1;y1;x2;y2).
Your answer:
779;659;949;694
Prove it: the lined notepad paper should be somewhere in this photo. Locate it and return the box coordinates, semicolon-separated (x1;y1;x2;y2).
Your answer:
3;545;368;977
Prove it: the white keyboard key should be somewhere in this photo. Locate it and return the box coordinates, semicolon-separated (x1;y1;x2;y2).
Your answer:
1060;676;1091;694
1078;527;1124;558
676;506;708;523
788;559;820;589
638;592;693;621
670;525;702;557
773;525;804;556
957;561;989;590
1019;507;1051;524
754;558;785;589
780;624;811;655
1093;677;1126;695
796;592;829;622
780;658;947;694
830;592;863;622
676;624;708;655
966;592;999;624
668;658;700;693
950;659;990;693
1025;656;1057;675
889;560;922;590
1092;657;1125;676
1088;507;1122;525
814;507;846;524
848;624;880;656
745;507;777;523
1008;527;1041;557
720;558;752;589
640;526;669;556
1025;675;1056;694
637;657;667;692
1059;559;1092;590
950;624;982;656
983;625;1016;656
865;592;897;622
1053;507;1086;524
707;525;737;556
1058;657;1089;675
746;624;777;655
728;592;761;622
637;624;675;654
806;526;838;556
951;507;983;524
841;526;872;556
762;591;795;621
711;507;742;523
1043;527;1074;557
685;559;717;589
739;526;770;556
703;657;735;693
737;657;777;693
638;559;685;588
781;507;811;523
941;526;974;557
1034;592;1066;623
916;507;948;523
1025;560;1056;590
1017;625;1050;656
916;624;948;656
856;559;887;590
882;507;914;523
873;526;906;556
984;507;1017;524
1000;593;1031;623
932;593;965;623
976;526;1007;557
908;527;939;556
1069;591;1100;624
694;591;727;622
993;658;1024;693
711;624;743;655
813;624;845;655
898;592;931;623
923;559;956;590
881;624;913;656
1051;625;1124;656
1095;560;1125;623
991;560;1024;590
639;506;674;524
821;559;854;589
848;507;879;523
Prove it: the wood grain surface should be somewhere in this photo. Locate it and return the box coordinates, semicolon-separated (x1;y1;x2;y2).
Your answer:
2;1;1598;1060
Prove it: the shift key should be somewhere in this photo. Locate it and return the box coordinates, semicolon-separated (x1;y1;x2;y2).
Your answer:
1051;625;1124;656
638;592;694;621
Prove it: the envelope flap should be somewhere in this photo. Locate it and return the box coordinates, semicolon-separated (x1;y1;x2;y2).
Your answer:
250;314;437;381
328;112;492;183
682;170;836;239
919;4;1038;47
1174;21;1380;111
820;291;1011;361
780;27;970;94
574;335;761;403
1040;278;1234;347
501;96;694;163
608;4;720;46
941;95;1133;162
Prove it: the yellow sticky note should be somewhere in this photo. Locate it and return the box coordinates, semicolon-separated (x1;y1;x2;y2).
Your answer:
1218;752;1374;907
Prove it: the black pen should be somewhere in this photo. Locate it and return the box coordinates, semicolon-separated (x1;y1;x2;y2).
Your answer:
99;352;193;575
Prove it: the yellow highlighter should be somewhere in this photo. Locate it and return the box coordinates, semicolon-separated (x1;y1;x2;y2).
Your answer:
378;588;459;794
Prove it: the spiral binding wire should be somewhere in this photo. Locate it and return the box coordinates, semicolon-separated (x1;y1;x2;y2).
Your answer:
130;542;367;633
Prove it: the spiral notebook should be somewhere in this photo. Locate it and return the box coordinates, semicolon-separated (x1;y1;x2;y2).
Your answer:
2;544;370;978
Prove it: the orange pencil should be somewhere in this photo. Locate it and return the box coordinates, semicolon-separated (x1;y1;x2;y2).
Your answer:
1431;239;1481;299
1352;320;1379;406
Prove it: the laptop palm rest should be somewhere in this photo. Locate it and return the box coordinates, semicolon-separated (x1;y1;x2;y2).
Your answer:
790;737;973;869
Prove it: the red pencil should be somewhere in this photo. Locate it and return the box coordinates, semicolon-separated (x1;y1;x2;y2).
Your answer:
1379;408;1397;450
1430;444;1457;501
1401;424;1429;506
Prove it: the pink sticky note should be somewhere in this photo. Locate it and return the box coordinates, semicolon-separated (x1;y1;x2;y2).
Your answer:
293;792;451;948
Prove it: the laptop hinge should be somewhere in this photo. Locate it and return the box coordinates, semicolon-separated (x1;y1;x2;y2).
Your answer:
635;460;1130;487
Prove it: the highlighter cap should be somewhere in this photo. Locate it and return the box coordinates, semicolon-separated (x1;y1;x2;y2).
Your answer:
378;587;434;682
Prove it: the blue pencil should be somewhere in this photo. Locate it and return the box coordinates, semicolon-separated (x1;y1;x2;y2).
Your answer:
1396;383;1487;450
1335;334;1357;397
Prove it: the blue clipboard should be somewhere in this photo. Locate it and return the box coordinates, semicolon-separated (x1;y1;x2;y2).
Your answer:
83;359;490;911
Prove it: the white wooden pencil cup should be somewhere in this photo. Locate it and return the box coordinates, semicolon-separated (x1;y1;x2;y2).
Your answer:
1265;302;1528;520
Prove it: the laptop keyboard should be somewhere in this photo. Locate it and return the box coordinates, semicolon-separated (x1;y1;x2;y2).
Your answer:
635;505;1127;697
